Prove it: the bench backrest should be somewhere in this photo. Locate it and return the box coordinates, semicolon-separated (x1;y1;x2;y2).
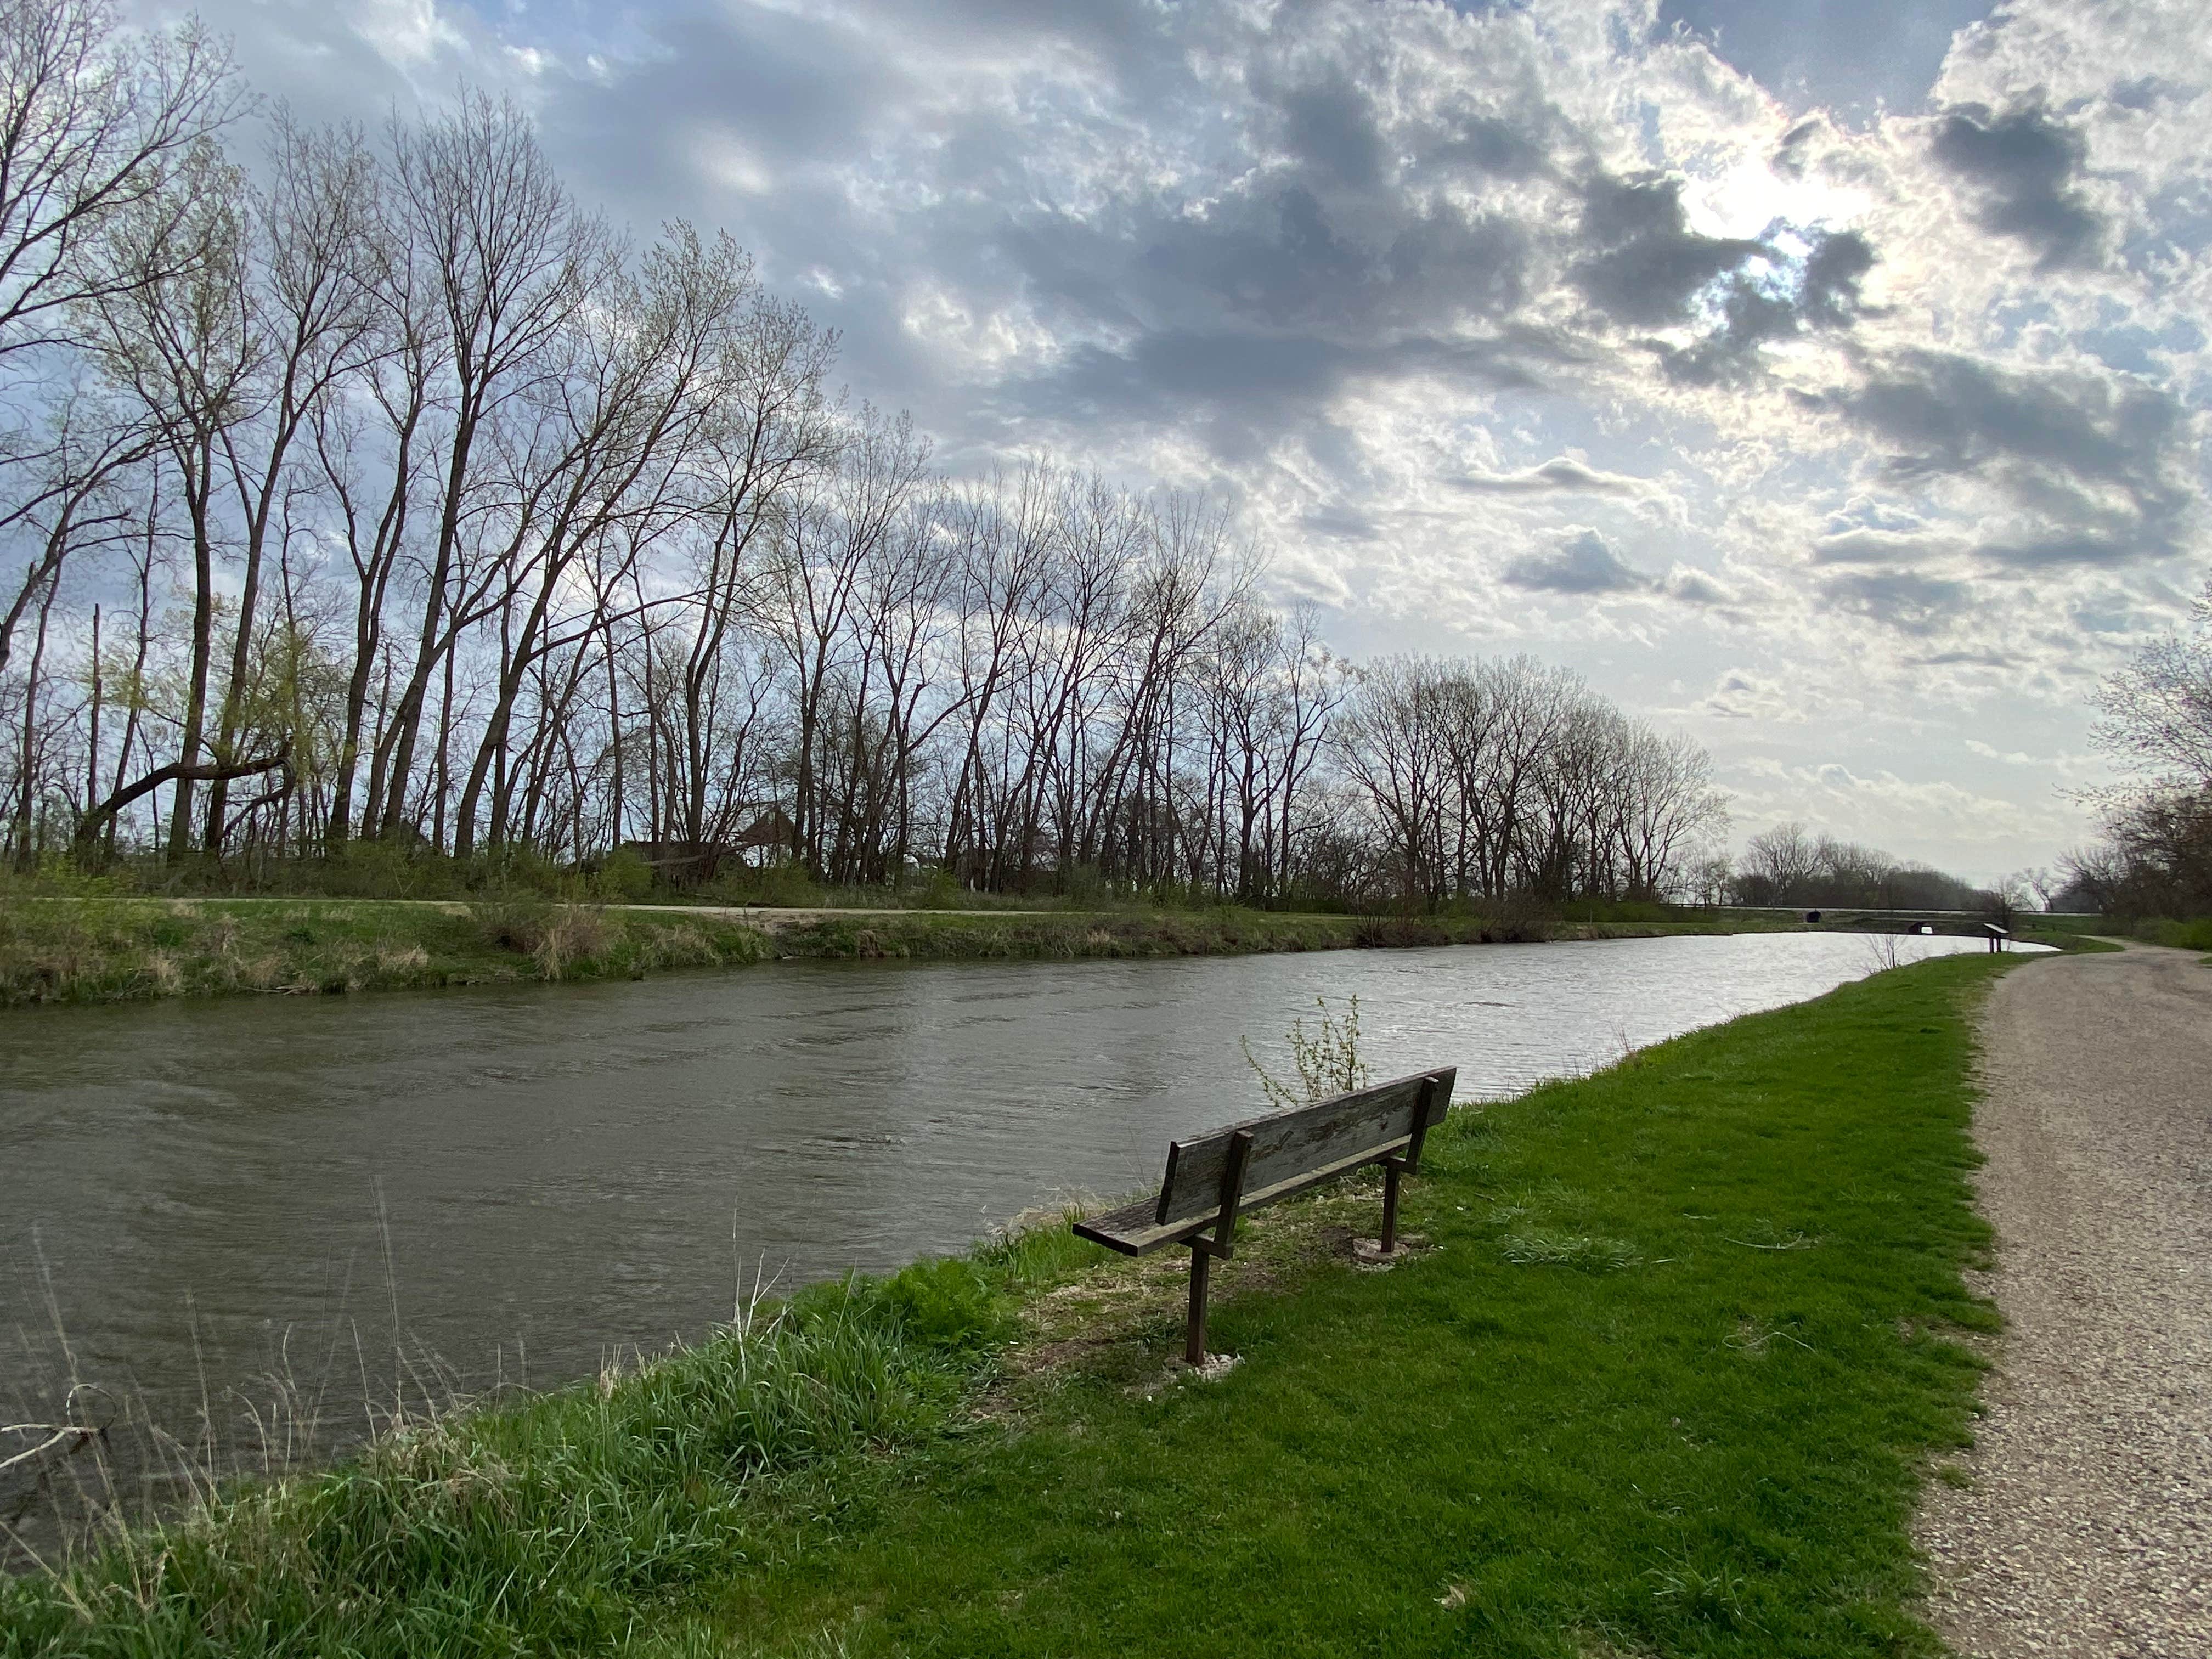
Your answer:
1154;1068;1456;1227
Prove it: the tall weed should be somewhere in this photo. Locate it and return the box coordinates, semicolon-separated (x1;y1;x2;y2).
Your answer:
0;1253;1014;1658
1242;994;1369;1108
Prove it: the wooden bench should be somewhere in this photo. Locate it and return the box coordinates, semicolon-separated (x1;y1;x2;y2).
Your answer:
1074;1067;1457;1364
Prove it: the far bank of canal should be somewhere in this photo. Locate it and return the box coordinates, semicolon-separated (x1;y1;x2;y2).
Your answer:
3;932;2024;1525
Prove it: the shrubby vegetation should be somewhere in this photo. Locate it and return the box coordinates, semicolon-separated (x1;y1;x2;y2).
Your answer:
0;1245;1070;1656
0;895;780;1005
0;1;1724;914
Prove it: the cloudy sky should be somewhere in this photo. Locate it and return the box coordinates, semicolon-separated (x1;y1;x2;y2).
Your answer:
126;0;2211;881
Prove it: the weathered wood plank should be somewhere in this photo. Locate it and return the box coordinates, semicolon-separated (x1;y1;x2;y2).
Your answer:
1074;1193;1165;1254
1071;1067;1457;1257
1154;1069;1454;1227
1076;1138;1419;1254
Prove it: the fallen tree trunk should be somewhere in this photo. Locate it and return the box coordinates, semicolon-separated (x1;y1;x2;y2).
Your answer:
73;749;290;865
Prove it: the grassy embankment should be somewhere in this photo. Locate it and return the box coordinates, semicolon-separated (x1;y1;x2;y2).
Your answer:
2138;917;2212;952
0;898;778;1006
0;896;1793;1009
2016;910;2204;958
4;950;2021;1656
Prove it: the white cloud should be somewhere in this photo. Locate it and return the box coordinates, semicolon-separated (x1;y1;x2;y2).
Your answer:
1725;755;2095;879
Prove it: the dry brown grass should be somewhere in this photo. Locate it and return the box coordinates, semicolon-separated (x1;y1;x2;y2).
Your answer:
530;905;613;979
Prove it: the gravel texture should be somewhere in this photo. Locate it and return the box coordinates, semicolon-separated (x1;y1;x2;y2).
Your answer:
1918;943;2212;1656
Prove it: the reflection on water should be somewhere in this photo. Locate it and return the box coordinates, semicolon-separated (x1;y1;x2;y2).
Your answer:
2;930;2012;1518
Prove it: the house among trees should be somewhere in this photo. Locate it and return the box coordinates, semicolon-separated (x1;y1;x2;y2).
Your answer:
616;808;797;885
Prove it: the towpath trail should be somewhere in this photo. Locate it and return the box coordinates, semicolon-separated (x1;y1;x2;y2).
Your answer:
1920;941;2211;1656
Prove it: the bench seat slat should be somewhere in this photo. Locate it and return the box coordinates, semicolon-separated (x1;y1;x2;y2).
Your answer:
1154;1069;1453;1228
1071;1068;1455;1256
1070;1064;1457;1366
1074;1128;1425;1254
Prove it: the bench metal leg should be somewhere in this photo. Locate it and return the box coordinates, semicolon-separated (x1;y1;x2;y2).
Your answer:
1381;1160;1402;1254
1186;1243;1211;1364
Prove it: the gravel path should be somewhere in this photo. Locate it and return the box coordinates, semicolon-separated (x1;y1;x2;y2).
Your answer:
1919;942;2212;1656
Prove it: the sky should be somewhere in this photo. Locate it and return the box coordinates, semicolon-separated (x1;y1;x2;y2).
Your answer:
120;0;2212;883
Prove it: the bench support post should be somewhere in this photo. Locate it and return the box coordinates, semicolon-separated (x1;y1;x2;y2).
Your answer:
1377;1075;1443;1257
1184;1244;1211;1365
1184;1128;1254;1365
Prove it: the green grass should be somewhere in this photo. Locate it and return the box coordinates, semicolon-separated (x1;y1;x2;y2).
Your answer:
0;1263;1029;1657
766;906;1572;962
0;898;775;1006
2013;927;2122;953
2145;916;2212;952
0;897;1796;1008
3;951;2024;1656
2017;912;2209;952
2053;914;2209;963
637;953;2010;1659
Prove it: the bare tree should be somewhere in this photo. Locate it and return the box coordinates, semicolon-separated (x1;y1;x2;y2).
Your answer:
198;114;383;849
2092;574;2212;788
1740;821;1821;905
78;134;267;860
1;60;1749;905
0;1;238;683
0;0;240;360
373;91;614;842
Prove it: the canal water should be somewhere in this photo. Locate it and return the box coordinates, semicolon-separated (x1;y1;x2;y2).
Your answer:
2;930;2015;1535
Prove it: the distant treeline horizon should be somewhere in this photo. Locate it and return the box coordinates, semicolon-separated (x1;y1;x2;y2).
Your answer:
0;24;1734;910
10;5;2190;919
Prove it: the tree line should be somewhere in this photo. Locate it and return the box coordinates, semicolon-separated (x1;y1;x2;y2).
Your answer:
2064;571;2212;918
0;2;1728;907
1725;823;2023;913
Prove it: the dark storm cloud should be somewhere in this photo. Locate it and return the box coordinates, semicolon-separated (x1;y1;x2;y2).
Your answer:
1972;529;2176;568
1660;227;1877;383
1116;187;1532;331
532;2;1876;461
1001;150;1537;344
1810;526;1955;565
1826;348;2193;569
1665;568;1736;607
1930;103;2105;271
1564;172;1881;387
1819;568;1974;634
1799;229;1875;326
1425;110;1553;180
1505;529;1651;594
1034;331;1351;417
1275;76;1389;190
1570;173;1764;328
1302;504;1381;541
984;56;1571;437
999;325;1556;435
1848;349;2180;485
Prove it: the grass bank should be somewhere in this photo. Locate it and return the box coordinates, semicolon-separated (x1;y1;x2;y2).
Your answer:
4;950;2019;1656
0;896;1782;1009
2016;911;2201;957
2138;916;2212;956
0;898;777;1006
759;904;1775;963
